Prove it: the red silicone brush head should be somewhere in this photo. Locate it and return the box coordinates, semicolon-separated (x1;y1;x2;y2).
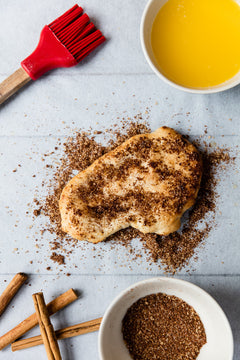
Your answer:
21;4;105;80
49;5;105;62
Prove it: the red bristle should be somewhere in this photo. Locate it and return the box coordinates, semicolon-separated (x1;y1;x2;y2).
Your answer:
74;22;96;42
50;6;83;34
66;22;96;51
59;14;89;45
60;13;89;40
69;30;104;60
49;4;79;27
68;29;102;54
48;4;105;63
62;20;93;48
53;8;83;35
75;36;105;62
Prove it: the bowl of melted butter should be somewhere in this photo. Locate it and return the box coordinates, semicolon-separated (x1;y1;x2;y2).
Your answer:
141;0;240;93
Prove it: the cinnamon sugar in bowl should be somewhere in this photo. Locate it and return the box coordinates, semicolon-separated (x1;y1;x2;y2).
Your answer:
98;278;233;360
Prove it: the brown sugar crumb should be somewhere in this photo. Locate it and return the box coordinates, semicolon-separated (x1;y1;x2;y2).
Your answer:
33;118;236;272
50;252;65;265
33;208;41;217
122;293;207;360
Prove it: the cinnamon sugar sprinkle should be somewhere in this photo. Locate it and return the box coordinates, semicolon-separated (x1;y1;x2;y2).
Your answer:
33;120;235;273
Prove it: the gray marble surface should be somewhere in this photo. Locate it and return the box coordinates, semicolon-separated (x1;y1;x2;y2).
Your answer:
0;0;239;359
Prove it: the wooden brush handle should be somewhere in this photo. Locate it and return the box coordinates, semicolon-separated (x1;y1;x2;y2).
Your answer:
0;68;31;105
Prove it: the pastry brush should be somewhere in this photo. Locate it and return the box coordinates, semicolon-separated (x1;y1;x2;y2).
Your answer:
0;4;105;105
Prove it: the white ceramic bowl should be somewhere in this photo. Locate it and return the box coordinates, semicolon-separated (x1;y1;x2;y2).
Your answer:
140;0;240;94
98;277;233;360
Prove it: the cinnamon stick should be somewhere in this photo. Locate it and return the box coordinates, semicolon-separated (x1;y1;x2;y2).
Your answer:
12;317;102;351
0;288;77;350
0;273;27;316
33;292;62;360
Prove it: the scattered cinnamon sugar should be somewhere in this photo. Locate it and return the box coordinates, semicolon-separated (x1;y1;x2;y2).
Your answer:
41;132;106;240
33;208;41;217
50;252;65;265
33;120;235;273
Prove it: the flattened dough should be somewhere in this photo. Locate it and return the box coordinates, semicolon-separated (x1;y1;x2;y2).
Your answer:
59;127;202;243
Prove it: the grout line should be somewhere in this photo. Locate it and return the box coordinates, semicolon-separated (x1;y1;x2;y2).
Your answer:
0;135;239;139
0;273;240;277
0;72;157;77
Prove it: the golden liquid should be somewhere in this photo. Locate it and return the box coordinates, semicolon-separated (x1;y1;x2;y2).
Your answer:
151;0;240;88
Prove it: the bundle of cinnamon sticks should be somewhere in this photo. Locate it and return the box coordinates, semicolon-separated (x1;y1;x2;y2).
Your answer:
0;272;102;359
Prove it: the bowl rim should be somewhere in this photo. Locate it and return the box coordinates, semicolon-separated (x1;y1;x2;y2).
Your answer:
98;277;234;360
140;0;240;94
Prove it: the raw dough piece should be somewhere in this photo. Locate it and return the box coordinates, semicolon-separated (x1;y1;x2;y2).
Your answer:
59;127;202;243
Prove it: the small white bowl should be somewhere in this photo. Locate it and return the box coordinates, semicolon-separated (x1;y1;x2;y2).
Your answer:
140;0;240;94
98;277;233;360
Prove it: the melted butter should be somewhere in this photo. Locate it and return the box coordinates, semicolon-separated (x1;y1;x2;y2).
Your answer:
151;0;240;88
